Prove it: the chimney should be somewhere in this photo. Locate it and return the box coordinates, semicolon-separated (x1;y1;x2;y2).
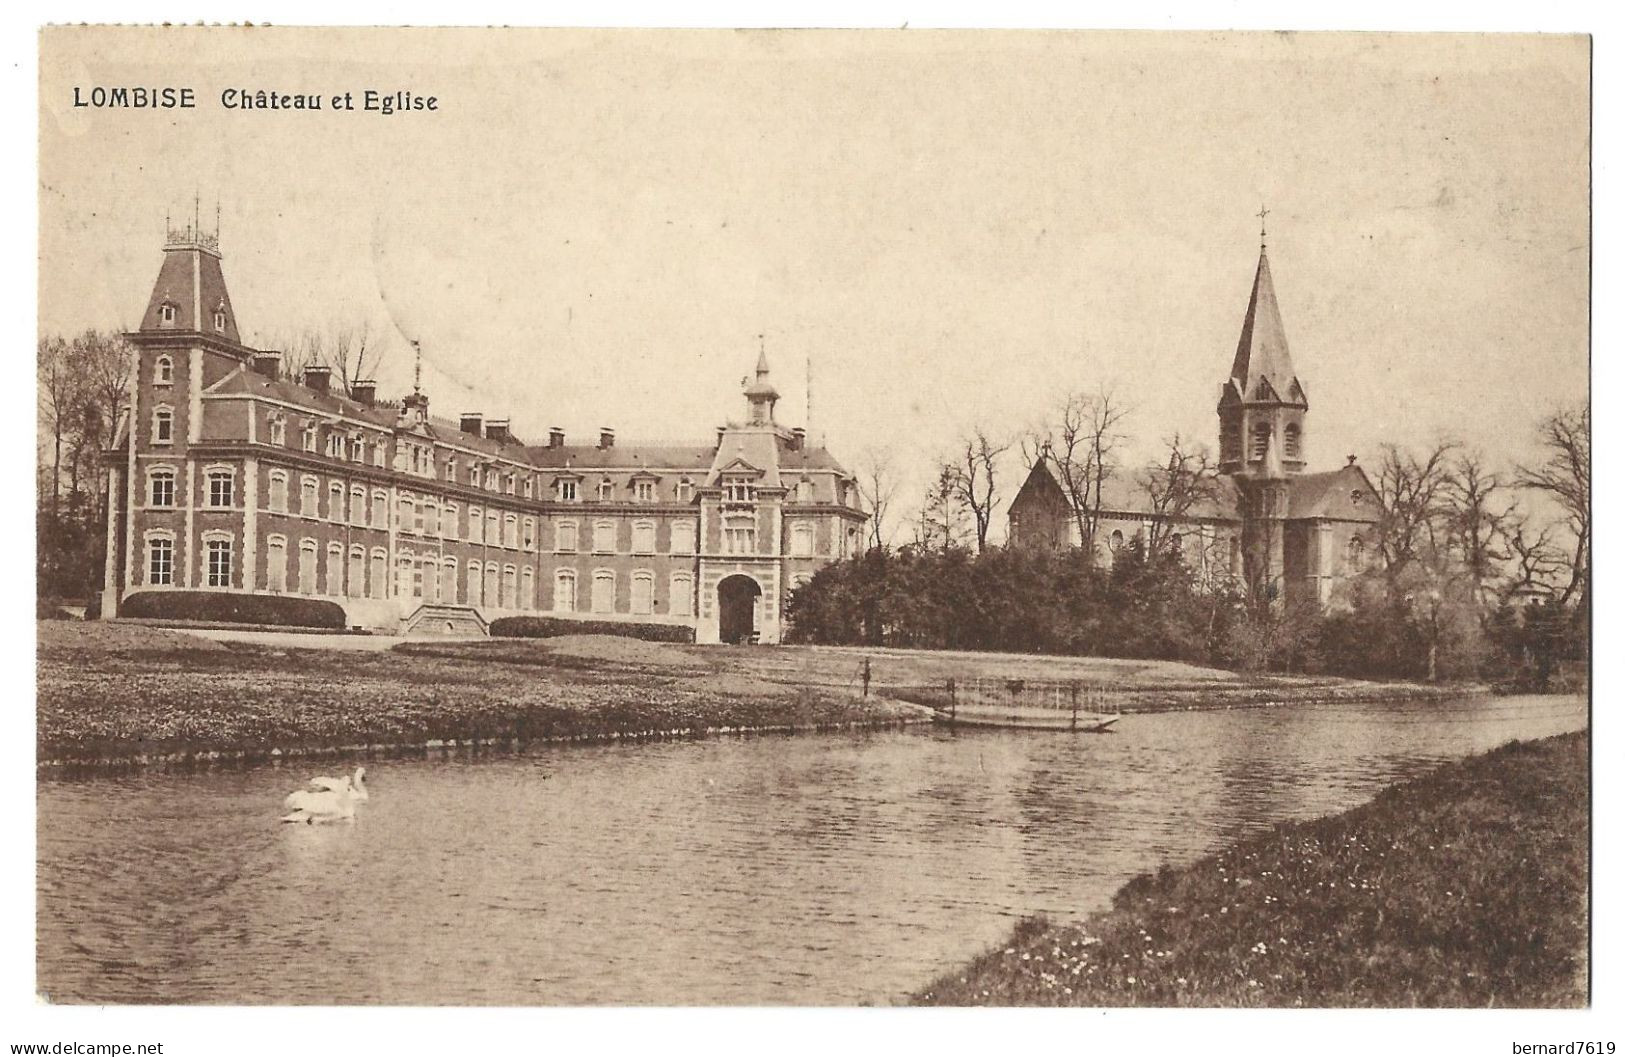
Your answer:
486;418;510;443
460;413;483;436
302;365;331;393
350;379;377;406
599;427;615;449
1346;454;1358;467
715;426;726;448
548;427;565;449
251;351;282;379
791;426;806;451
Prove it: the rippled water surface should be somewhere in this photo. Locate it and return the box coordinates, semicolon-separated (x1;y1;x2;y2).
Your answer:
38;694;1585;1005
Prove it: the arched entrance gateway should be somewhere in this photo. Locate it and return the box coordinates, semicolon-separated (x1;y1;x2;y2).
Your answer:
716;574;762;645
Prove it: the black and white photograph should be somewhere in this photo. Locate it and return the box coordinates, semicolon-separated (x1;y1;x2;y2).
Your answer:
23;18;1599;1051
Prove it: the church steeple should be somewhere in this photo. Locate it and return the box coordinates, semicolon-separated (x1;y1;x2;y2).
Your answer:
139;207;242;347
1218;226;1308;476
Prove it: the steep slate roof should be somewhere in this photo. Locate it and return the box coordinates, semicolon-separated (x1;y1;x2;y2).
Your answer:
1285;464;1379;521
1021;459;1245;522
1228;248;1305;405
139;240;242;344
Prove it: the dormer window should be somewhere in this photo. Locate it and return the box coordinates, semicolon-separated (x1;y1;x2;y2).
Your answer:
724;477;754;503
158;302;177;328
302;424;317;452
796;478;812;502
557;478;579;502
598;478;613;501
523;477;534;499
634;480;655;503
445;458;456;483
213;305;227;332
676;478;693;502
268;415;286;446
154;355;174;385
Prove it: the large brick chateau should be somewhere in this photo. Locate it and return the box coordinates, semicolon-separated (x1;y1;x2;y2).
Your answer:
102;225;868;642
1007;239;1379;608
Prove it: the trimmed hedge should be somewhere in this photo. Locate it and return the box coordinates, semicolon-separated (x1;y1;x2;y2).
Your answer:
121;591;347;629
489;616;696;644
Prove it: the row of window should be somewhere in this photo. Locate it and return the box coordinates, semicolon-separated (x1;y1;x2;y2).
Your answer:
143;531;702;615
1221;420;1304;461
146;465;850;559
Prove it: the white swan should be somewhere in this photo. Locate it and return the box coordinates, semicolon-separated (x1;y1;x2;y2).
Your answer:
281;766;368;823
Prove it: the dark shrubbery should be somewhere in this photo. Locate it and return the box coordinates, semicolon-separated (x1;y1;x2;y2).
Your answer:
490;616;696;644
787;544;1588;684
785;542;1240;666
121;590;347;629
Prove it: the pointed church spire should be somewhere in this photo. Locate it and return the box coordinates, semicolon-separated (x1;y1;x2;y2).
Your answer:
1228;243;1303;406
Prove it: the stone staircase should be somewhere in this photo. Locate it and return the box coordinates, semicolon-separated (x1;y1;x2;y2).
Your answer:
403;603;489;638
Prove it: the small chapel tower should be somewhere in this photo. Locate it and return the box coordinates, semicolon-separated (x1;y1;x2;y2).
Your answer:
744;342;780;425
1217;210;1308;477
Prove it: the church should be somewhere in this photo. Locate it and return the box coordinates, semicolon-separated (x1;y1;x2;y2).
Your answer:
101;223;869;642
1007;236;1379;608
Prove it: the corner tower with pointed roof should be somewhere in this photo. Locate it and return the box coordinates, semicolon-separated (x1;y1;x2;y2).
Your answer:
1217;241;1308;477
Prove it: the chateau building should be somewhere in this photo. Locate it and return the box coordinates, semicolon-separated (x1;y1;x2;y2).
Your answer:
1007;238;1379;607
102;225;868;642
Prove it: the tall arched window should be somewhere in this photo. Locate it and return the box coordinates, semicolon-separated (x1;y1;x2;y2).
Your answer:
152;406;174;444
631;520;656;555
1284;423;1302;460
347;545;365;598
1251;421;1272;460
669;573;694;617
298;538;318;595
467;562;484;607
591;570;615;613
630;571;655;615
267;470;289;513
154;355;174;384
554;569;577;612
266;535;288;593
369;548;387;600
441;558;458;604
325;542;343;596
520;567;534;610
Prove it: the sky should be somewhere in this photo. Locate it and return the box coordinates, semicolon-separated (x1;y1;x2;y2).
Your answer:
39;28;1589;538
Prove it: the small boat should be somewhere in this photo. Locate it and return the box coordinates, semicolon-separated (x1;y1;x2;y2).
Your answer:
933;707;1121;732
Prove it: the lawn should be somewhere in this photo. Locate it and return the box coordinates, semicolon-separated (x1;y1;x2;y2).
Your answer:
37;621;1469;767
914;730;1589;1008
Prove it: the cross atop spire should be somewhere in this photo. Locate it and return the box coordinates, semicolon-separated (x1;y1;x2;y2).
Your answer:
1257;203;1270;249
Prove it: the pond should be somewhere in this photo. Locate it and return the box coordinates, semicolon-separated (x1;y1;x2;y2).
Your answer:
37;694;1586;1005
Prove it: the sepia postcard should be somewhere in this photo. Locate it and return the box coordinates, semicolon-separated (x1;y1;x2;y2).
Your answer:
31;22;1593;1047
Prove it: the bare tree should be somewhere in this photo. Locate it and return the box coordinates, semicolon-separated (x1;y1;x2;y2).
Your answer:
1516;406;1589;607
854;446;901;551
950;428;1010;553
1442;449;1512;598
1373;441;1456;580
1504;515;1566;597
1034;384;1129;557
37;336;74;517
1138;433;1221;556
263;321;385;390
913;464;970;554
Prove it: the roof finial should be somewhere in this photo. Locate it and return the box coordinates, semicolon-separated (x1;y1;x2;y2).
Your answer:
194;192;201;240
411;339;422;395
1257;202;1270;251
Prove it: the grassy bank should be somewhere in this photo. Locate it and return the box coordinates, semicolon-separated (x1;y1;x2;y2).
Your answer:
36;622;918;767
916;730;1589;1007
38;621;1477;768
